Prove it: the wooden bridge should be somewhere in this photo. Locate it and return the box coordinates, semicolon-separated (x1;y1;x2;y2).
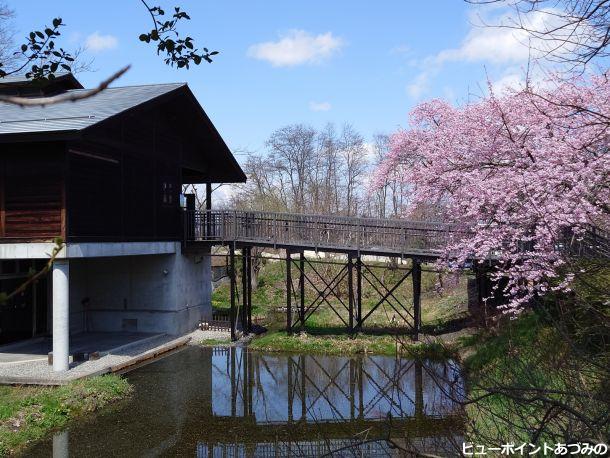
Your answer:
184;209;609;341
184;209;464;258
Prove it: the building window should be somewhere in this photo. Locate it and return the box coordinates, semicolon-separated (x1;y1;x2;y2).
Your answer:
162;181;175;206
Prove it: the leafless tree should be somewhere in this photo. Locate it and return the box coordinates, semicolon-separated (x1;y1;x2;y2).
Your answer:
266;125;316;213
338;124;368;216
232;124;377;217
468;0;610;71
0;3;16;72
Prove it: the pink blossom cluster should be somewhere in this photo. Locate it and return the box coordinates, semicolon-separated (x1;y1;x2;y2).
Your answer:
374;75;610;312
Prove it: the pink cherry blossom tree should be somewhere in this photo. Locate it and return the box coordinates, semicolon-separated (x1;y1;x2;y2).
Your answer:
374;75;610;312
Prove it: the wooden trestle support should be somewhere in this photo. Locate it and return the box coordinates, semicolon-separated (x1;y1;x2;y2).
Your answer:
286;250;422;339
226;246;423;342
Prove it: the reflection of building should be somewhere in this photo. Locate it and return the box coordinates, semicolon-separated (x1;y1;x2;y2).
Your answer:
0;74;245;370
42;348;464;457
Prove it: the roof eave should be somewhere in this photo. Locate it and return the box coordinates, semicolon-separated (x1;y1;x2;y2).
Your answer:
0;129;81;143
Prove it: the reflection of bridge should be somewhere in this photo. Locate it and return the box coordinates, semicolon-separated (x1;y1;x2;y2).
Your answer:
201;347;464;456
197;438;400;458
43;347;464;457
198;348;463;456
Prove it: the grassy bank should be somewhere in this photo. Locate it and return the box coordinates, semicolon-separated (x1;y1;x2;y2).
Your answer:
460;301;610;444
0;375;132;456
249;329;458;359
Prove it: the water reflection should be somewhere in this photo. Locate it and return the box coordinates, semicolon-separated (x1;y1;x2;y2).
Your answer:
29;346;464;457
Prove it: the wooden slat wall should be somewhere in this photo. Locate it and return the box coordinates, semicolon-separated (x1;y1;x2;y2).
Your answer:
68;147;122;237
2;148;64;240
68;107;182;241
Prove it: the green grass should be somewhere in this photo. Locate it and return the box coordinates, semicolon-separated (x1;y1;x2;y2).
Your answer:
249;329;458;359
460;304;610;444
199;337;231;346
0;375;132;457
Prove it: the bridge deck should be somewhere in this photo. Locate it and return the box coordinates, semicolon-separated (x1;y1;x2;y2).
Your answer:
184;210;462;258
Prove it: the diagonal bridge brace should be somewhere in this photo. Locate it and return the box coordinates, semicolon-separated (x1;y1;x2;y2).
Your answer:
289;258;351;330
359;265;414;328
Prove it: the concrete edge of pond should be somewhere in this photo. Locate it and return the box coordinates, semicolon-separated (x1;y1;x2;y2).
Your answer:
0;335;193;386
110;336;192;374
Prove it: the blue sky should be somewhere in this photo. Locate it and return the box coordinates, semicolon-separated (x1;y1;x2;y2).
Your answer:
9;1;530;154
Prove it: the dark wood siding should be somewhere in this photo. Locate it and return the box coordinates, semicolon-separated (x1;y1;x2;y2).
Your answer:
0;145;65;240
0;90;239;243
67;147;122;238
67;107;182;242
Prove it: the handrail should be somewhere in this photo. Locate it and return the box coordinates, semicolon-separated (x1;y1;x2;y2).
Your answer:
183;209;610;260
183;209;463;255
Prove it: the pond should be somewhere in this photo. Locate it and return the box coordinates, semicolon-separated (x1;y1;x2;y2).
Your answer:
28;346;465;457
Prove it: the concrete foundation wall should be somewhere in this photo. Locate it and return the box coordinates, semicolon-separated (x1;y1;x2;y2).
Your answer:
68;246;212;335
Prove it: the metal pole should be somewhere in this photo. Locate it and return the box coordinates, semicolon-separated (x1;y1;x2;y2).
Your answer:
229;245;236;341
299;251;305;333
349;358;356;420
412;259;422;341
288;357;294;422
230;347;236;415
415;360;424;418
247;247;252;333
356;256;362;331
348;253;354;334
286;250;292;334
241;248;248;334
242;348;248;417
358;358;364;419
247;351;253;417
300;355;306;420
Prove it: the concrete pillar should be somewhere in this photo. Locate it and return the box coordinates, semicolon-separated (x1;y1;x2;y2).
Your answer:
52;259;70;372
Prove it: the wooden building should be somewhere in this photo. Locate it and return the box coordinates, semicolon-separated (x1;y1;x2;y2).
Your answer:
0;74;245;370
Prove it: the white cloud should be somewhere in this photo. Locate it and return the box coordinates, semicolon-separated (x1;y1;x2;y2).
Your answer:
390;44;411;56
435;10;563;65
405;8;563;99
406;71;433;99
309;101;331;112
492;72;526;93
85;32;118;52
247;30;344;67
363;142;377;160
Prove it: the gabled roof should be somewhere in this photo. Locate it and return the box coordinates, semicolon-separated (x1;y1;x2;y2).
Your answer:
0;72;83;88
0;83;184;134
0;77;247;183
